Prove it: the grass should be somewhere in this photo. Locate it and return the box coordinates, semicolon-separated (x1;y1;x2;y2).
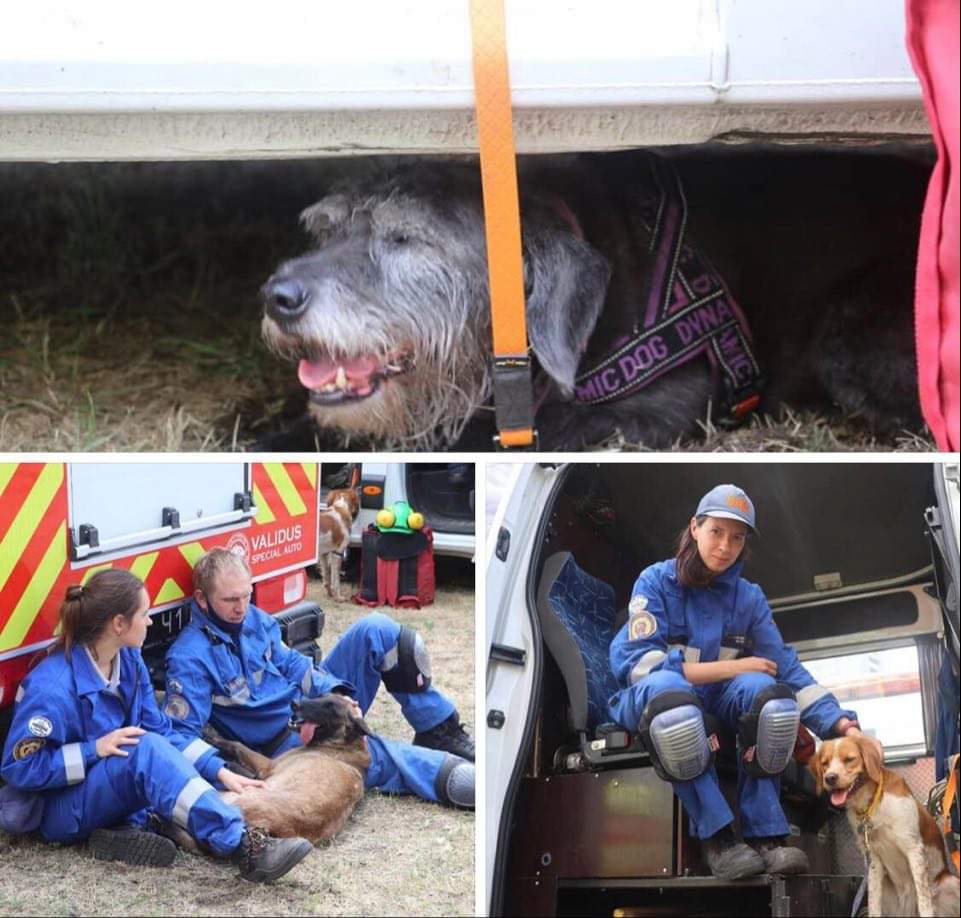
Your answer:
0;159;937;452
0;564;475;917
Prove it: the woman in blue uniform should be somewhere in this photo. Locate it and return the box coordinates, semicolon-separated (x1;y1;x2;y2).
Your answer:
608;484;873;880
1;569;312;882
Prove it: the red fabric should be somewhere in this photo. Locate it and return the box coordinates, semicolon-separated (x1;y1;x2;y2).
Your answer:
906;0;960;450
377;558;400;607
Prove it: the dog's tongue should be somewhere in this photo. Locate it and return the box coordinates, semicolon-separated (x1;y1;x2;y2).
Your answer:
299;722;316;746
297;356;380;388
831;788;851;807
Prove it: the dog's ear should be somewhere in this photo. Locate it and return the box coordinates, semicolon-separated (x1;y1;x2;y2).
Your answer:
808;744;826;794
345;712;374;742
858;736;884;784
300;194;350;242
522;226;610;397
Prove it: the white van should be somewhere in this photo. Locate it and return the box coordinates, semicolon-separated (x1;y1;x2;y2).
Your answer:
486;462;959;917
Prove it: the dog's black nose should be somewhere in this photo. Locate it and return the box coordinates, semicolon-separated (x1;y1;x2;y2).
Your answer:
824;773;838;788
263;278;309;321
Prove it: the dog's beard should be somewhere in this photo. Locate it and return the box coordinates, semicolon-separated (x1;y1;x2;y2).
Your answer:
263;315;492;450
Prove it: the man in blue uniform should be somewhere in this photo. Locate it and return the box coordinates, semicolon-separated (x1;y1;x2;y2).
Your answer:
609;484;871;879
164;548;474;810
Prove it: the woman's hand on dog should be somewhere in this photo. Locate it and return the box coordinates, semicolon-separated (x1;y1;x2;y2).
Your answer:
834;718;884;760
96;726;145;758
217;767;267;794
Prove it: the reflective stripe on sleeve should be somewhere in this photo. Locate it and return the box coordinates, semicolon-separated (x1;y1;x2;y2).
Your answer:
62;743;85;784
669;644;701;664
172;775;213;829
182;738;213;765
717;647;740;661
301;668;313;694
796;683;832;712
629;650;667;684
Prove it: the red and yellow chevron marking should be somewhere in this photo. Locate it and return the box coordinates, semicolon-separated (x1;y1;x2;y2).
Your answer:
0;463;70;655
0;462;319;660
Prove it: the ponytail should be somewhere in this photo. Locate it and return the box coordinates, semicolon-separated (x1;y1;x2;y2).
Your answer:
44;569;146;661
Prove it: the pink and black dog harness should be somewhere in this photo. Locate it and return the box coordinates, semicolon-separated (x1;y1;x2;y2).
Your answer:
574;155;763;423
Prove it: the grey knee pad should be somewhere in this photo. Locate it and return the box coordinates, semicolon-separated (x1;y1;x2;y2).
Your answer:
638;690;714;782
738;683;800;777
381;625;432;693
435;755;474;809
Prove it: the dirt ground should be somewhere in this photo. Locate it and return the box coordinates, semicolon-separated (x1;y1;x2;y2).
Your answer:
0;561;475;917
0;159;936;453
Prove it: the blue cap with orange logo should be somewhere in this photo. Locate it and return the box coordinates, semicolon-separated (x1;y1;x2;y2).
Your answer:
696;484;758;534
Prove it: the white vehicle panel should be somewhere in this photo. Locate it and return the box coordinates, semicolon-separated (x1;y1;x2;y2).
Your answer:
0;0;924;160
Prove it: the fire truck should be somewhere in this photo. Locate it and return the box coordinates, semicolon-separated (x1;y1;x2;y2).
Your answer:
0;461;323;747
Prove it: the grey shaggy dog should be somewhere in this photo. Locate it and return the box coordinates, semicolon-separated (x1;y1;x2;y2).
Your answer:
261;148;928;451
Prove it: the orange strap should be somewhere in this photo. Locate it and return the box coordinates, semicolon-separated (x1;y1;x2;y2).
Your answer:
944;754;960;871
469;0;535;448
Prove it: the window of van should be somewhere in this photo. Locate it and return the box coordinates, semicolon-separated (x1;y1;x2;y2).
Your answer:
803;646;926;752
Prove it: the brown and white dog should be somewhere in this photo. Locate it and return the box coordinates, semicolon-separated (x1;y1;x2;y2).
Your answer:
317;488;359;600
810;736;960;917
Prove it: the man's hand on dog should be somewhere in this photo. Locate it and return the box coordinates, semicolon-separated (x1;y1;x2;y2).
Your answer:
218;767;267;794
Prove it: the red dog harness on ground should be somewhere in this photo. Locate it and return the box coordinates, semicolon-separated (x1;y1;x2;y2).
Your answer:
574;155;764;425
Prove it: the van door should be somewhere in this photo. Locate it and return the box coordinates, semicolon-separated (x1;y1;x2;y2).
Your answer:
486;462;566;916
927;461;960;665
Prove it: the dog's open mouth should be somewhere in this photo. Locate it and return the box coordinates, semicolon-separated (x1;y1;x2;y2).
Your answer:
829;775;863;808
297;351;414;406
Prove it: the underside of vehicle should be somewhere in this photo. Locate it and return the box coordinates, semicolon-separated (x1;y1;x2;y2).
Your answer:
494;462;960;917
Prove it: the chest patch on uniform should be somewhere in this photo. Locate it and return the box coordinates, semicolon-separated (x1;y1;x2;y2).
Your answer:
164;694;191;720
13;737;46;760
628;595;657;641
28;716;53;738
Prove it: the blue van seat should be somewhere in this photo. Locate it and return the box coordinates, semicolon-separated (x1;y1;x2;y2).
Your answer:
537;552;620;734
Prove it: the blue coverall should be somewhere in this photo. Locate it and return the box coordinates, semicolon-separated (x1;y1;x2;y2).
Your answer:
0;645;245;854
164;603;457;802
609;559;858;840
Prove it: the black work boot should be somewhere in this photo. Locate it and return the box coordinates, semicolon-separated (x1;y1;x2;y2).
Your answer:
414;712;475;762
231;827;313;883
699;825;766;880
89;824;177;867
748;836;810;874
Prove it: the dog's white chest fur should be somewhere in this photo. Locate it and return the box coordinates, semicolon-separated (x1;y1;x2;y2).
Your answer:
847;793;949;917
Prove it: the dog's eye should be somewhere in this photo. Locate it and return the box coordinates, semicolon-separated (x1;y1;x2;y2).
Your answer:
390;232;411;246
843;756;856;764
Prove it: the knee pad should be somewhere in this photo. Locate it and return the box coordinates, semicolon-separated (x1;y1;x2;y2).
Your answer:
380;625;432;694
738;683;800;777
435;755;474;809
638;690;714;782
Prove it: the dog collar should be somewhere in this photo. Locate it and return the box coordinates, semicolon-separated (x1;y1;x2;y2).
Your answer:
855;772;884;826
573;154;764;424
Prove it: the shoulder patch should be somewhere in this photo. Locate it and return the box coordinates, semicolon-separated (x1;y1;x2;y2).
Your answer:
628;597;657;641
164;694;191;720
13;737;46;760
28;716;53;738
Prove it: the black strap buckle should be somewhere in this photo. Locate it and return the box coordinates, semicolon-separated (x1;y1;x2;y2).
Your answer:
491;353;536;448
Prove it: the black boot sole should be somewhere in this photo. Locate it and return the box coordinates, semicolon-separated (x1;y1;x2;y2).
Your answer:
239;838;313;883
89;828;177;867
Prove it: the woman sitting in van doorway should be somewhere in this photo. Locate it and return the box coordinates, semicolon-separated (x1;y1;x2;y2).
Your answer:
0;569;315;883
608;484;879;880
